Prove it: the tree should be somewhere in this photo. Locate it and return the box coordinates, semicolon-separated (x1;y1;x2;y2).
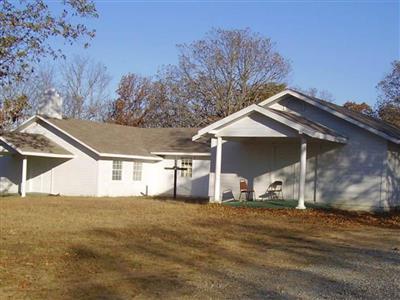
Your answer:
171;28;291;126
0;0;97;130
376;60;400;128
0;94;27;132
60;56;111;121
300;87;335;102
0;64;56;130
343;101;374;116
107;73;166;127
0;0;97;86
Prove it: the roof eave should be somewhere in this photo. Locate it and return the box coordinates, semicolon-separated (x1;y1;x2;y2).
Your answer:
98;153;163;161
151;151;210;157
259;89;400;144
193;104;347;143
0;136;74;158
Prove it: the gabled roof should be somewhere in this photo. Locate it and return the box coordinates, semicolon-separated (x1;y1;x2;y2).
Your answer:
193;104;347;143
0;132;74;158
259;89;400;144
16;116;210;160
270;109;346;138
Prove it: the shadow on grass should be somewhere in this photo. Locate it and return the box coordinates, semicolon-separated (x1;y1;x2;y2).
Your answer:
59;214;400;299
149;195;209;205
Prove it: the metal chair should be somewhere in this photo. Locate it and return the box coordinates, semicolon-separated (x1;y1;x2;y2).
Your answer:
239;179;255;201
266;181;284;200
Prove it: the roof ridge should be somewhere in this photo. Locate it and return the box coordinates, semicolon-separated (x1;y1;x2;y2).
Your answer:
45;117;200;131
42;116;209;157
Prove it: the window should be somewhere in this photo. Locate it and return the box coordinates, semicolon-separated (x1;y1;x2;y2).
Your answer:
133;161;142;181
112;160;122;181
180;158;193;178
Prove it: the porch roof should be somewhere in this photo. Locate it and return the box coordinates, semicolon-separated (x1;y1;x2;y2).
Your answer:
193;104;347;143
0;132;74;158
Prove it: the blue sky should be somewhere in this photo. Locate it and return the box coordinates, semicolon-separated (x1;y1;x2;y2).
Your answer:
54;0;399;105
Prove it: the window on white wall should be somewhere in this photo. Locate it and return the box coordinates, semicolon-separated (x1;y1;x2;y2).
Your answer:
180;158;193;178
133;161;142;181
112;160;122;181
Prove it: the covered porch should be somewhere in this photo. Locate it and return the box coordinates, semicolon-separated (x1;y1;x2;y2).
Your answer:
0;133;74;197
193;105;347;209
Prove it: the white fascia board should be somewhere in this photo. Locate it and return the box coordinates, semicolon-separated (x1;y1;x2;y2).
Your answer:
150;152;210;157
194;104;347;143
16;116;207;160
19;152;75;159
259;90;400;144
36;116;102;156
258;90;294;107
37;117;166;160
258;90;295;107
0;137;22;155
98;153;163;161
193;104;261;141
14;115;38;132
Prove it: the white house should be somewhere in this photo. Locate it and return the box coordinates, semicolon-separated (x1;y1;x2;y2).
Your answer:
0;89;399;211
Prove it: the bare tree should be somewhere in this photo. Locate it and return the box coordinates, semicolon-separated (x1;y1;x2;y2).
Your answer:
0;64;56;130
60;55;111;120
170;28;291;126
375;60;400;128
0;0;97;129
298;87;335;102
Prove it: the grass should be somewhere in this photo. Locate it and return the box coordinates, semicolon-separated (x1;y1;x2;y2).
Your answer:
224;199;330;209
0;196;399;299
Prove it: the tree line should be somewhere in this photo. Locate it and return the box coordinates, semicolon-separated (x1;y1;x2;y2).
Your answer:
1;1;399;131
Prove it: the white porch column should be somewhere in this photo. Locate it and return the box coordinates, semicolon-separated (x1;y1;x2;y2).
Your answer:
297;135;307;209
21;156;27;197
214;136;223;203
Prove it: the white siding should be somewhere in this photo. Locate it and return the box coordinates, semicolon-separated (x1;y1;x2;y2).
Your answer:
27;157;53;194
264;96;389;210
216;112;298;138
1;119;211;198
208;96;392;210
98;159;151;197
97;157;210;198
21;121;99;196
209;138;303;202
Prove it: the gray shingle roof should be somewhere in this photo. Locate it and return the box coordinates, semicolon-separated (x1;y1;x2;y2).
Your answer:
290;89;400;142
43;118;209;157
1;132;72;156
268;108;347;139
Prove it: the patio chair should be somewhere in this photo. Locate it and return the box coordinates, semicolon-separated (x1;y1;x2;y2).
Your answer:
266;181;284;200
239;179;255;201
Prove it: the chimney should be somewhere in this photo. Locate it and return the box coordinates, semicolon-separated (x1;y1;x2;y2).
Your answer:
37;89;63;119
